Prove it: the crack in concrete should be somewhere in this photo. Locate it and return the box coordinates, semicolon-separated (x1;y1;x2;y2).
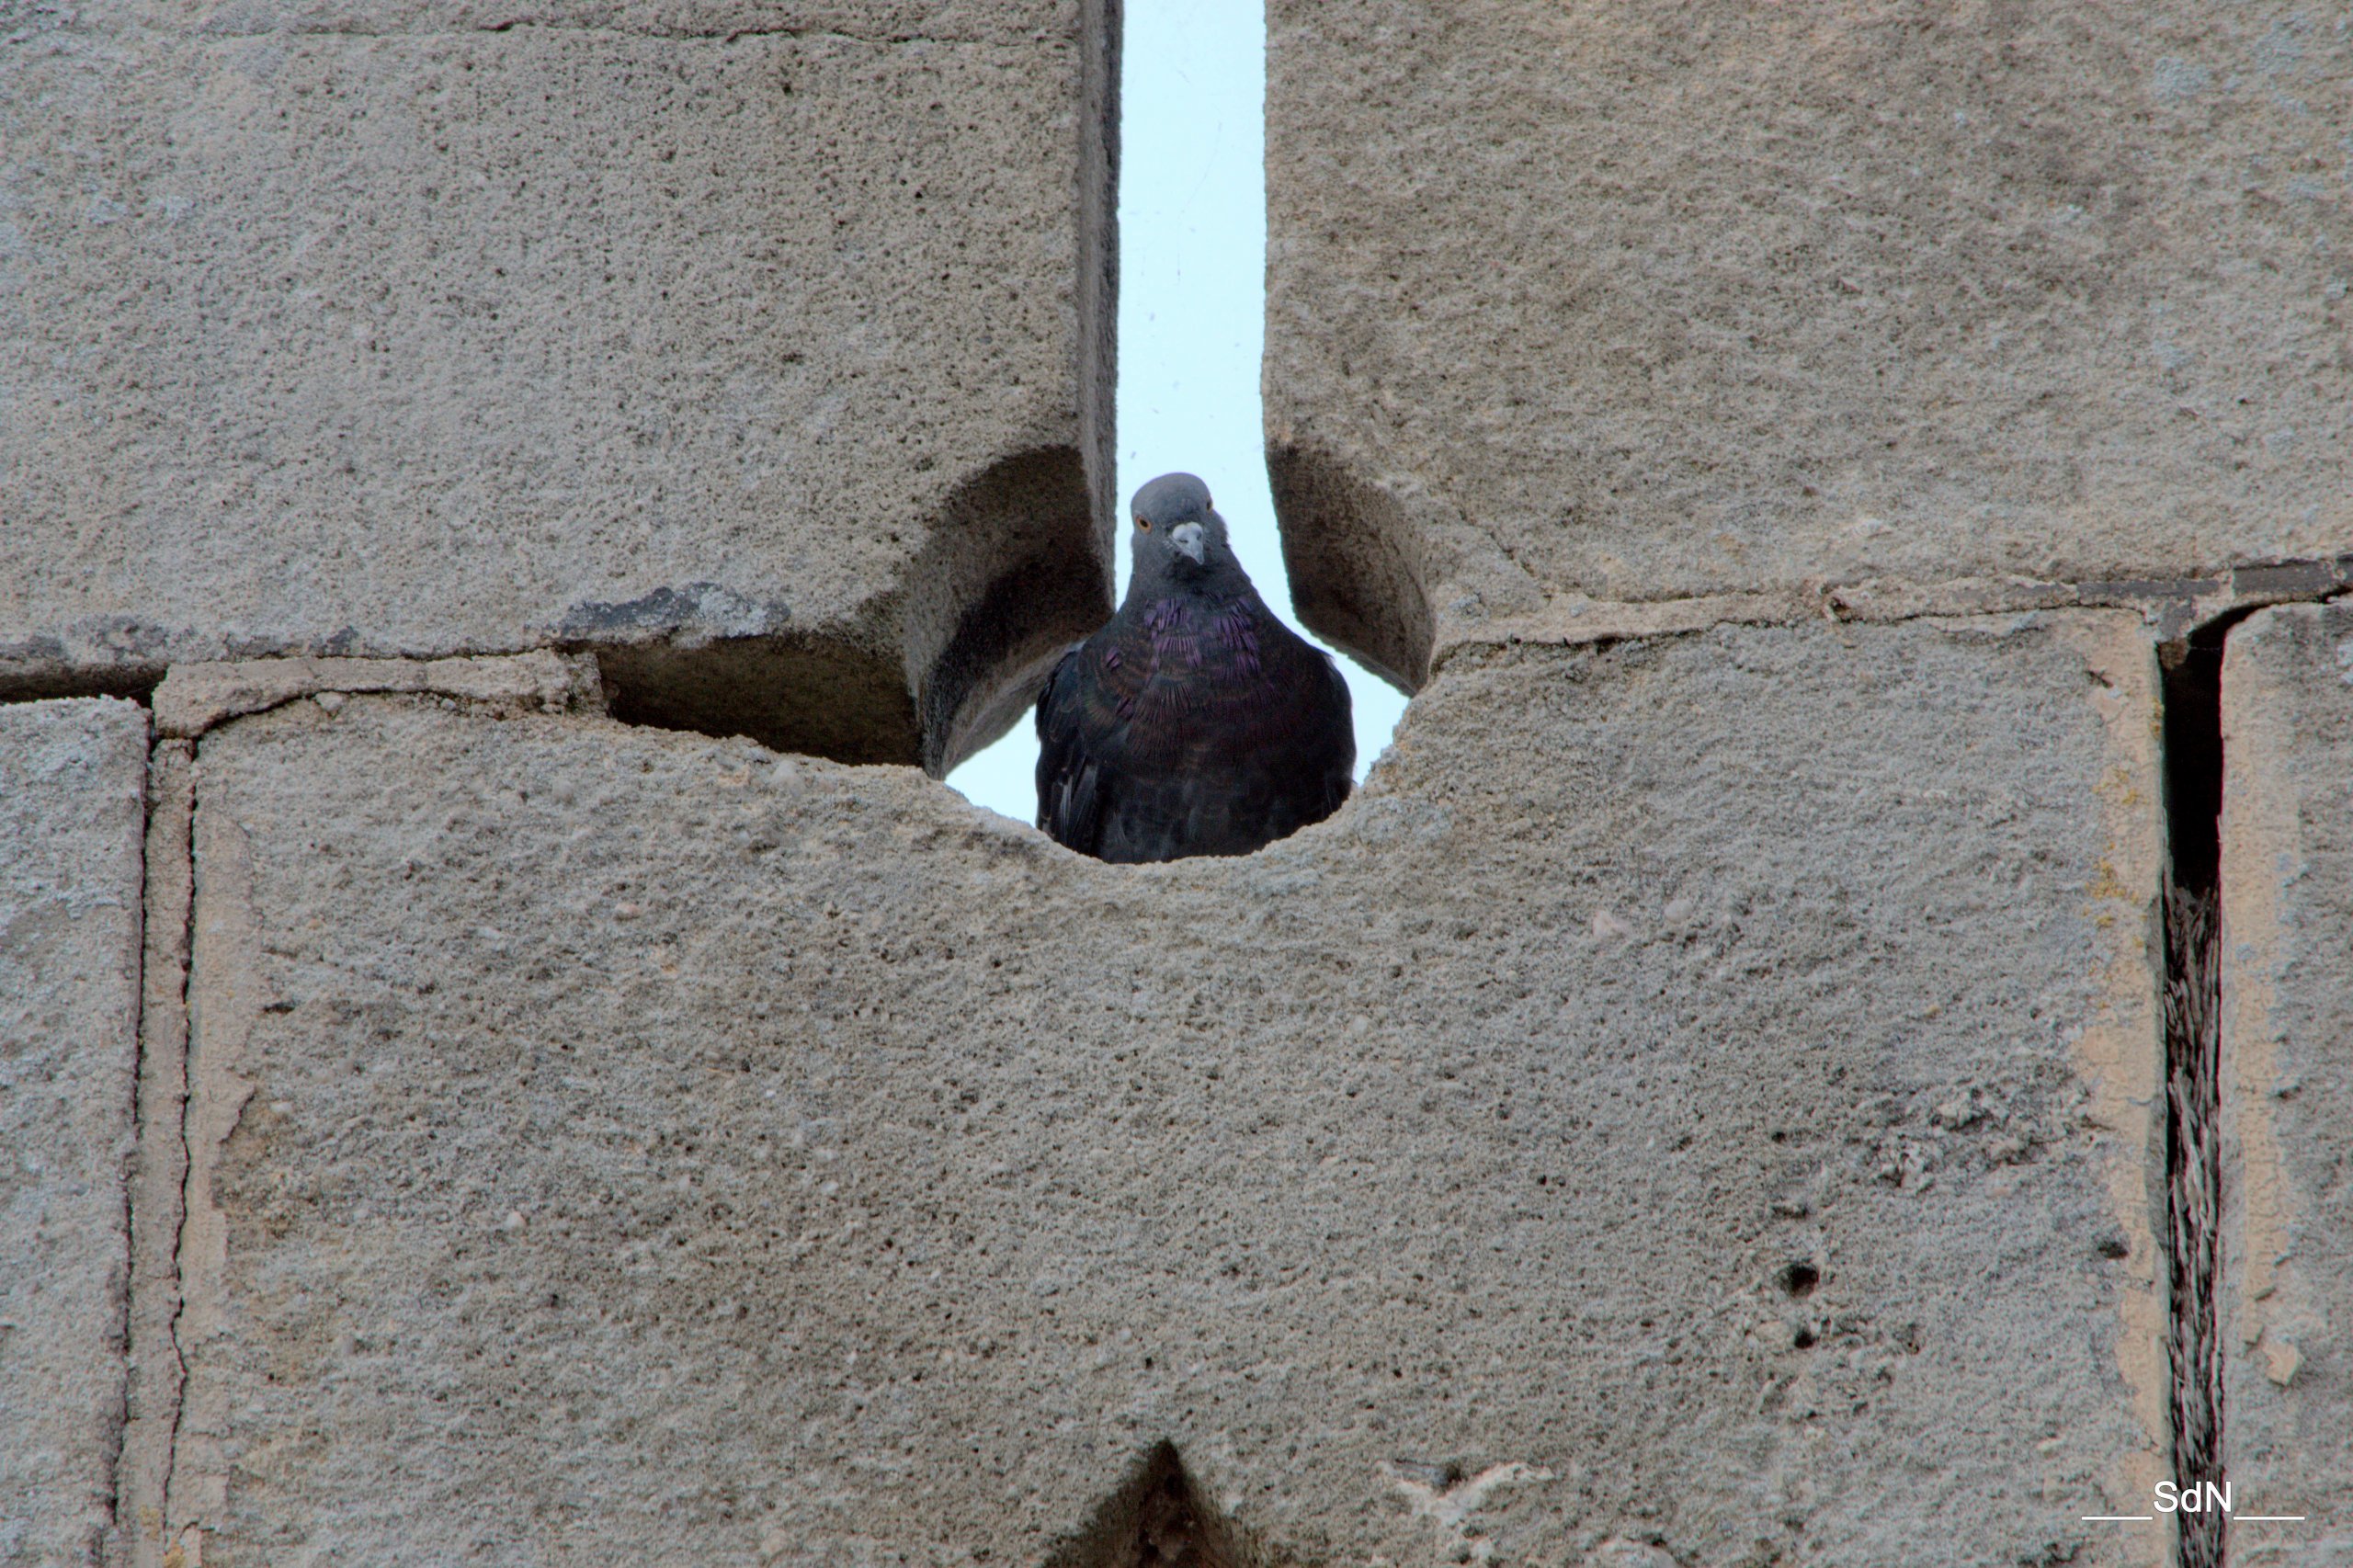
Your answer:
1434;558;2353;676
95;722;156;1568
155;823;199;1568
104;738;199;1568
138;19;1015;46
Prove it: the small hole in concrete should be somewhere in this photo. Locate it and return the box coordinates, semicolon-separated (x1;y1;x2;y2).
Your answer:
1779;1262;1819;1298
1792;1326;1817;1350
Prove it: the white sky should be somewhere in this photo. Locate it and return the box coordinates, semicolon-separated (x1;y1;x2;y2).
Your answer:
944;0;1408;823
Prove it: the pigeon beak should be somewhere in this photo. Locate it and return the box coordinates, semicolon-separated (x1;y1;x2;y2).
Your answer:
1169;521;1207;564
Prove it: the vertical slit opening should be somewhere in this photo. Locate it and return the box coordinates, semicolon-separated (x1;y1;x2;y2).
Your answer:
944;0;1408;824
2158;628;2228;1568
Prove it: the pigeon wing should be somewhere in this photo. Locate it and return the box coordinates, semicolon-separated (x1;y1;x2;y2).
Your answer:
1034;634;1143;855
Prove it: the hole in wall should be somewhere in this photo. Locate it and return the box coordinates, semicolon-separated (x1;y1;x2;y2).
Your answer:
945;0;1408;828
1778;1261;1820;1299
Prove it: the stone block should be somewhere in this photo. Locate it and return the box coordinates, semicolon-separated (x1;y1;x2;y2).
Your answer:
0;1;1115;770
2218;601;2353;1562
167;614;2162;1566
1265;0;2353;686
0;699;150;1566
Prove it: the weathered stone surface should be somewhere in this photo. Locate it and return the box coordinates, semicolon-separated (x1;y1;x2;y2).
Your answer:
0;3;1115;770
2218;601;2353;1563
151;651;604;739
0;699;149;1567
171;616;2163;1566
1266;0;2353;686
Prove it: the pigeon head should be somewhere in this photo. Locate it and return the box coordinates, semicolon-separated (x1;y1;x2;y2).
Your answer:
1129;472;1234;583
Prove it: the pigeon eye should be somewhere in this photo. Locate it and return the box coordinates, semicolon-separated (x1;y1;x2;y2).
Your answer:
1136;517;1151;530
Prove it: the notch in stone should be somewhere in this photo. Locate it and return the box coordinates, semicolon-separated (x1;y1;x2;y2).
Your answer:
2156;613;2248;1568
582;449;1111;774
1042;1441;1257;1568
1264;439;1433;696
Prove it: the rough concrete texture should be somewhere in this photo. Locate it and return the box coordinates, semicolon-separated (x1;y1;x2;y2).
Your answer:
2217;601;2353;1564
0;699;150;1567
165;615;2165;1567
150;651;605;739
1265;0;2353;686
0;0;1116;771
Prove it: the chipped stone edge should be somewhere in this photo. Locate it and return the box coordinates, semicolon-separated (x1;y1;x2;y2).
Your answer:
150;652;608;740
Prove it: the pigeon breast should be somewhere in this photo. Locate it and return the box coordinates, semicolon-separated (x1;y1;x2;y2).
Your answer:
1036;585;1354;864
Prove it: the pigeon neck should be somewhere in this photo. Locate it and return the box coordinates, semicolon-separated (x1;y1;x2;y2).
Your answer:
1123;552;1255;610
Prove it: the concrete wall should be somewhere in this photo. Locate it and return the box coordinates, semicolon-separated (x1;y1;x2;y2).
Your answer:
2219;602;2353;1564
2;0;2349;1564
1266;0;2353;689
142;617;2159;1568
0;700;148;1568
0;1;1117;771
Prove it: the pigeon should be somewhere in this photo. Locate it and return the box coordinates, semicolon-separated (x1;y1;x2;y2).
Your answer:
1036;472;1355;863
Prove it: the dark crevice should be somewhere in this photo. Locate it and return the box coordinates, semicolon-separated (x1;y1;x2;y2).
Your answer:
95;741;158;1562
586;631;924;767
1042;1442;1257;1568
0;666;160;707
2157;614;2245;1568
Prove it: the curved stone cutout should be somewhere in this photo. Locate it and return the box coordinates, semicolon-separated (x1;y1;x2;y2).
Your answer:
1265;438;1432;695
592;448;1111;773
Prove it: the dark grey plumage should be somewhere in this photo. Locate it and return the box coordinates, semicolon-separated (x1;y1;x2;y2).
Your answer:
1036;472;1354;863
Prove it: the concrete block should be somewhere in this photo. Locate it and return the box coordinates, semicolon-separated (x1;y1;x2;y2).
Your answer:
0;699;150;1566
1265;1;2353;686
2218;601;2353;1562
0;3;1115;771
169;614;2162;1566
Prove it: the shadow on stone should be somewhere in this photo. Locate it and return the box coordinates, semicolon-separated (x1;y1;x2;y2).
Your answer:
914;448;1112;776
1265;438;1430;695
2158;620;2238;1568
581;447;1110;773
1041;1442;1258;1568
593;632;923;767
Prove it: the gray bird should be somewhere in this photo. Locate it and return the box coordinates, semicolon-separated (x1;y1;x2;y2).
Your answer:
1036;472;1354;862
